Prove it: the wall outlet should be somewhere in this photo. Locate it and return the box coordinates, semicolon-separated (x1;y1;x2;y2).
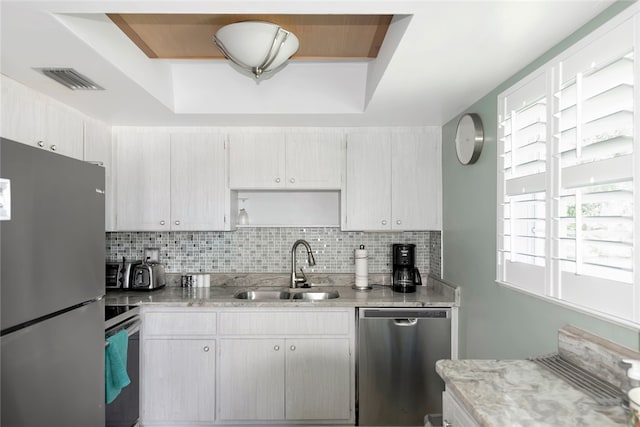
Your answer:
144;247;160;263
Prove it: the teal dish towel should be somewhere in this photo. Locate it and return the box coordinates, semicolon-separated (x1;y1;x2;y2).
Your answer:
105;329;131;404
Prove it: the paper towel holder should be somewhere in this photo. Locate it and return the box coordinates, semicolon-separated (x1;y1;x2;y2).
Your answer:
352;244;372;291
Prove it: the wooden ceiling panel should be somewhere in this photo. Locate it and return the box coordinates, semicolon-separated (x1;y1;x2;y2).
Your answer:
107;14;393;60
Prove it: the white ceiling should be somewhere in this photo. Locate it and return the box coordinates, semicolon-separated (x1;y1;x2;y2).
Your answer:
0;0;615;127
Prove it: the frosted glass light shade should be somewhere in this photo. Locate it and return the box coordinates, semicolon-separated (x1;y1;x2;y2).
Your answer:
214;21;299;79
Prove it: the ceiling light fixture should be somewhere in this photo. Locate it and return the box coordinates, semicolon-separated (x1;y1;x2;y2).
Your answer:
213;21;299;80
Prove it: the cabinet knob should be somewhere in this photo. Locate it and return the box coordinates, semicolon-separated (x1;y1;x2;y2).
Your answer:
160;220;166;226
274;345;280;351
290;345;296;351
50;145;56;151
443;420;452;427
37;141;45;148
289;178;295;183
175;220;180;225
381;220;387;226
203;346;210;352
396;220;401;225
275;177;281;183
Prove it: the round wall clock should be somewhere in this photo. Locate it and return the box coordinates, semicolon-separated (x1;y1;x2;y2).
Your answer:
455;113;484;165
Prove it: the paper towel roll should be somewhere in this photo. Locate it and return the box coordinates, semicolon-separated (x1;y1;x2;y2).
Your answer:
354;245;368;288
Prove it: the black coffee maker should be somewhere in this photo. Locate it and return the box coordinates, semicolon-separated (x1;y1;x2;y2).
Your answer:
392;243;422;293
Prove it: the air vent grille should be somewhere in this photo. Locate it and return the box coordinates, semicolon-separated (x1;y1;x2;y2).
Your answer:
36;68;104;90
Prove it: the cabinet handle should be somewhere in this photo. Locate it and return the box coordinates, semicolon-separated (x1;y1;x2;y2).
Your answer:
443;420;452;427
381;220;387;226
289;178;295;183
396;220;401;225
50;144;56;151
203;346;210;352
274;345;280;351
275;177;281;183
290;345;296;351
37;141;45;148
160;220;166;226
175;220;180;225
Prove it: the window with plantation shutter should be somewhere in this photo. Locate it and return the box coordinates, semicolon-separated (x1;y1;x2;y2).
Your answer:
497;6;639;326
498;72;548;294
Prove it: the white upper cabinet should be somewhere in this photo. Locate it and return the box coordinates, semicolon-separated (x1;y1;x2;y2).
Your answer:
114;129;230;232
343;131;392;230
115;130;171;231
1;75;84;160
343;128;442;231
229;131;286;189
170;132;228;231
84;118;114;230
392;128;442;230
229;130;344;189
285;131;344;189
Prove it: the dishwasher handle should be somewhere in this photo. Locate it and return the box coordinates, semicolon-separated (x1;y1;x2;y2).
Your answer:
393;318;418;326
361;309;450;319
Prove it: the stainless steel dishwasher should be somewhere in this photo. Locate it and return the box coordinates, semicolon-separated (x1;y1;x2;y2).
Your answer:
358;308;451;426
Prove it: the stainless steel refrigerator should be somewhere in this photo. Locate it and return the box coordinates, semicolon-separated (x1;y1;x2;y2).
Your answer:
0;138;106;426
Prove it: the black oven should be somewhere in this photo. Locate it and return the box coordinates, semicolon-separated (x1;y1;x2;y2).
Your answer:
105;305;140;427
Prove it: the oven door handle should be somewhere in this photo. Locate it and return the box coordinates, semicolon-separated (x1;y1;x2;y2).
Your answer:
105;318;141;347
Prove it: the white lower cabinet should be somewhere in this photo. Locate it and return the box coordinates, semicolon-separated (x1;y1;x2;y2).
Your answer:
140;308;217;426
218;338;286;420
142;339;216;424
218;309;355;424
285;338;351;420
140;307;355;426
442;389;480;427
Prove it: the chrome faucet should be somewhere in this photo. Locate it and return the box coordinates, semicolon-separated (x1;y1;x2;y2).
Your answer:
290;239;316;288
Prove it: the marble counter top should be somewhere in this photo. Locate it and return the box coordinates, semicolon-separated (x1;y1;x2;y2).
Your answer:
105;281;456;308
105;273;458;308
436;359;627;426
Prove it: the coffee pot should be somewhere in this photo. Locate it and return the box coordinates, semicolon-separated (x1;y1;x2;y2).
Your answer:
392;243;422;293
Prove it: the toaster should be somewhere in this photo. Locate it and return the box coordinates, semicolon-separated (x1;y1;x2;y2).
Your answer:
106;259;140;290
130;260;166;291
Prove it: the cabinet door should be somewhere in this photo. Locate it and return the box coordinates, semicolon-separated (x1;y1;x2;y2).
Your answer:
115;130;171;231
170;133;227;230
0;76;41;145
285;338;351;420
342;131;392;231
84;118;114;231
141;339;215;423
391;128;442;230
43;99;84;160
218;339;285;420
442;390;480;427
228;132;286;189
0;76;83;159
285;132;344;189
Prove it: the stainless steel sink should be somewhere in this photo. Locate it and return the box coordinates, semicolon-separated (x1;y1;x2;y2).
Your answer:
233;289;340;301
234;290;291;300
291;291;340;301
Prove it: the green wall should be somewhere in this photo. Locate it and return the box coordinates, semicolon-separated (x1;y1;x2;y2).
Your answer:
442;0;639;359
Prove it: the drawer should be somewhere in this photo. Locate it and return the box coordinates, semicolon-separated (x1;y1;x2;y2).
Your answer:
143;309;217;337
219;309;352;335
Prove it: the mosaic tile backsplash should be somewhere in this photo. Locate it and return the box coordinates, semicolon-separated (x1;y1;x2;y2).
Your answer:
106;228;441;277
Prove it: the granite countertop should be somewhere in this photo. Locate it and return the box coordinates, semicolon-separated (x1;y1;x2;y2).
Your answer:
436;359;628;426
104;273;458;308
